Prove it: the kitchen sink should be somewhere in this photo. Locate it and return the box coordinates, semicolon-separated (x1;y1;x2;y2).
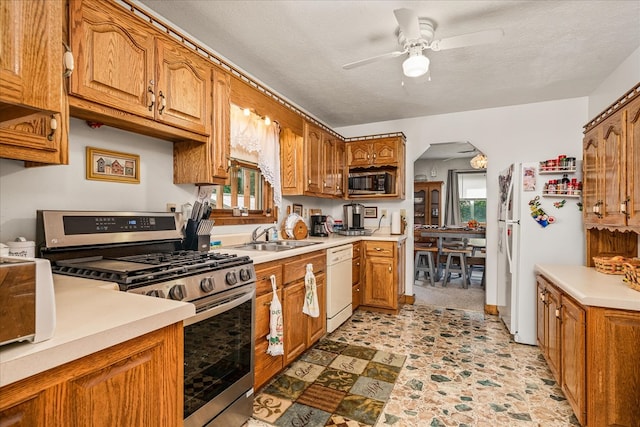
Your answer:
230;240;321;252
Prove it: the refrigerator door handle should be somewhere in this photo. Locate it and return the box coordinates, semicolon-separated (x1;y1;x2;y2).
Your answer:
505;223;514;274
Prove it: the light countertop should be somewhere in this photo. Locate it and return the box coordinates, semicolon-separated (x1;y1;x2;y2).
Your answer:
217;233;407;264
535;264;640;311
0;275;194;388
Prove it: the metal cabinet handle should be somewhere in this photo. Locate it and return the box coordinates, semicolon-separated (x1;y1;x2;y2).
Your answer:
62;42;74;77
47;115;58;141
158;91;166;114
375;247;382;251
388;266;392;272
621;197;630;218
555;305;562;319
263;301;271;306
147;86;155;111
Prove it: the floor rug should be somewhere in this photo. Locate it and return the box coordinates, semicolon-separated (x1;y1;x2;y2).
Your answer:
253;339;407;427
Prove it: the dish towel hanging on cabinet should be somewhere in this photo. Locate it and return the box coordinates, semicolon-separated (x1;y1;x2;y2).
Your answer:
303;264;319;317
266;274;284;356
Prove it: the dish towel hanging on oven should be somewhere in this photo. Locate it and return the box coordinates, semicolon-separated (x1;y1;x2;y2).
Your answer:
303;264;319;317
266;274;284;356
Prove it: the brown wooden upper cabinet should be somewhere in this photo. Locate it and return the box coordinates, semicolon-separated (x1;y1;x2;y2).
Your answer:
345;134;406;200
347;139;400;167
582;88;640;230
69;0;211;141
0;0;68;165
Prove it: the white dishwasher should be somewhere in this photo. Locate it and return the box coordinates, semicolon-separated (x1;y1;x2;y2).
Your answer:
326;244;353;333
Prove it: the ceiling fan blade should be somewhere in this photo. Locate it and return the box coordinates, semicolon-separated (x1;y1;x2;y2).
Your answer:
394;8;421;41
342;50;406;70
430;28;504;51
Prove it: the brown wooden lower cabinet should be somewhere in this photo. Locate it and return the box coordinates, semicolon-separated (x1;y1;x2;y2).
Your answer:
0;323;183;427
253;250;327;390
537;274;640;426
361;240;404;314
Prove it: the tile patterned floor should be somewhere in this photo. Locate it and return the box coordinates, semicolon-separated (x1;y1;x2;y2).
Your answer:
253;340;406;426
250;304;579;427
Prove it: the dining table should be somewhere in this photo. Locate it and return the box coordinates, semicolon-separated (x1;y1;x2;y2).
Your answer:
417;226;486;281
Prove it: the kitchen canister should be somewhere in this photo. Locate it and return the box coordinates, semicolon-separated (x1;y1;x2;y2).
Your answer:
6;237;36;258
391;211;402;235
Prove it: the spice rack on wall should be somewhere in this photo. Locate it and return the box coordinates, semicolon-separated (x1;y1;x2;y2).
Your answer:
539;156;582;198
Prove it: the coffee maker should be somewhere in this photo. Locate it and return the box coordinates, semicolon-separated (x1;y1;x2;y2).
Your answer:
343;203;365;230
310;215;328;237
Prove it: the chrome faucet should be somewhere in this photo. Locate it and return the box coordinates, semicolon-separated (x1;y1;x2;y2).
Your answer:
251;225;276;242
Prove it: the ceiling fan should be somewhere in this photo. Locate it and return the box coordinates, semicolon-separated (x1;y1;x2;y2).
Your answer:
343;8;504;78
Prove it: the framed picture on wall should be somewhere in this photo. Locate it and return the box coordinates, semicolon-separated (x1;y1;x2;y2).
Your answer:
86;147;140;184
292;203;303;216
364;206;378;218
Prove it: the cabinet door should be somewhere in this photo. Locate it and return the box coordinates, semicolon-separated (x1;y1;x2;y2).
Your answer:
560;296;586;426
363;256;395;309
155;38;211;135
599;111;627;226
335;140;345;196
429;186;441;226
587;308;640;427
0;391;47;427
0;0;62;117
69;0;155;119
536;279;546;348
210;67;230;181
280;128;304;195
322;136;336;195
396;241;405;300
283;280;307;365
545;285;561;380
626;97;640;227
347;142;372;167
414;189;426;225
0;106;68;164
372;139;397;165
307;273;326;345
304;123;323;194
582;128;600;226
255;290;284;390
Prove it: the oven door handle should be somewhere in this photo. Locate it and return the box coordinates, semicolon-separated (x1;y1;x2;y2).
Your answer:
184;288;255;327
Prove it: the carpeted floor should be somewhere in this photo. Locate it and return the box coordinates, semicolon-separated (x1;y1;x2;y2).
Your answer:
253;339;406;426
413;270;486;312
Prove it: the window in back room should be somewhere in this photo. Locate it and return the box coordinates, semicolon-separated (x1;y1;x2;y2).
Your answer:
458;171;487;223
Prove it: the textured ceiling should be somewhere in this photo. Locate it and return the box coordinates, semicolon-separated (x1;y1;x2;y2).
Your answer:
138;0;640;129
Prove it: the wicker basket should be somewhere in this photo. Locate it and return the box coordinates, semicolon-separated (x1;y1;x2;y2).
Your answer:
593;256;631;274
623;261;640;292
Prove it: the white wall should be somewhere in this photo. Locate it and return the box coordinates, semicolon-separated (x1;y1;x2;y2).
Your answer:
0;118;196;242
588;46;640;119
337;96;589;305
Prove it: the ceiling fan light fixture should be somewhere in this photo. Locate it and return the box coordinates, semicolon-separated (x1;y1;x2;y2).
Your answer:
402;52;429;78
470;154;487;169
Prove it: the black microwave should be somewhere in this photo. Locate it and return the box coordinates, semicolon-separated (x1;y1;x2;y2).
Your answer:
348;172;393;194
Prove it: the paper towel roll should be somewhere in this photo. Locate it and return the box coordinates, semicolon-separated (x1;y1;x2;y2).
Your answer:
391;211;401;235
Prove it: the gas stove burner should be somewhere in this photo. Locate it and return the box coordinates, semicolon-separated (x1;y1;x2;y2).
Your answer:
52;251;253;291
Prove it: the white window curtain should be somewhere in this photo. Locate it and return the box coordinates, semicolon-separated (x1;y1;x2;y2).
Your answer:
230;104;282;209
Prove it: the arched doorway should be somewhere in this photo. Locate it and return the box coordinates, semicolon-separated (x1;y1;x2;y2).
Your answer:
413;141;487;311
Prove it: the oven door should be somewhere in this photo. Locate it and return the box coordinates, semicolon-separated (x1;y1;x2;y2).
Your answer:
183;283;255;427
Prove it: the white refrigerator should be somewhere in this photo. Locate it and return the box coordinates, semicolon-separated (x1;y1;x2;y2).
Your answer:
497;162;584;345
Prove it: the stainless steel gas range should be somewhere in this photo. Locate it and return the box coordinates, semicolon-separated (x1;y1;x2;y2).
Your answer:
37;210;256;427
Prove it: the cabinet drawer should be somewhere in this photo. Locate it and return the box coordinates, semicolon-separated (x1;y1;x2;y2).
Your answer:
283;251;326;285
254;339;283;391
255;262;283;296
364;241;395;257
255;289;282;339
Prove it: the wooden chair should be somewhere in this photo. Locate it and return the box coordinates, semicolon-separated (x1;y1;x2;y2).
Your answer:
414;244;439;286
441;238;472;288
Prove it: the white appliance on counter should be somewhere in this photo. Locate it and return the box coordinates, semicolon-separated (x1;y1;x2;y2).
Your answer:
497;162;584;345
326;244;353;333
